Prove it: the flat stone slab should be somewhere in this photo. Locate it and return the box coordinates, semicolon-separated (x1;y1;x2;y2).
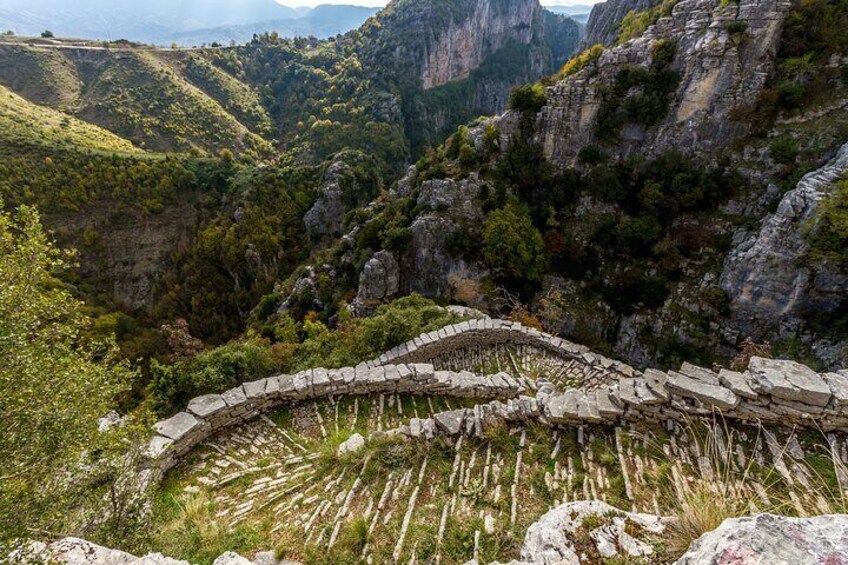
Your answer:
146;434;175;459
221;386;247;407
433;409;467;435
243;378;268;399
154;412;203;441
595;388;624;417
748;357;831;407
187;394;227;419
718;369;758;400
643;369;669;400
679;362;720;385
823;372;848;405
546;391;579;421
666;372;739;410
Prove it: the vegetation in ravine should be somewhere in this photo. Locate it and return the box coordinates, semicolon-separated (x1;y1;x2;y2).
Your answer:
150;294;462;416
0;203;137;545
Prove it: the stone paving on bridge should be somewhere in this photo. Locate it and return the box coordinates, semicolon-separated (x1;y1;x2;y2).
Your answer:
147;318;848;563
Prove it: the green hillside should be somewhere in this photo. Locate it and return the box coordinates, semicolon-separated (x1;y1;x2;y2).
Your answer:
0;84;140;154
74;50;272;156
173;52;273;137
0;46;82;109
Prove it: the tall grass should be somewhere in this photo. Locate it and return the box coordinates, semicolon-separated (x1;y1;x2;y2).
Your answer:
656;417;848;559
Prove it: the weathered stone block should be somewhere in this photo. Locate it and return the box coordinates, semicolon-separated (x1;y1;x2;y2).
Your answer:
221;386;247;408
823;372;848;406
666;371;739;410
243;378;267;400
434;409;467;435
155;412;205;441
718;369;758;399
748;357;831;407
679;362;720;385
187;394;227;419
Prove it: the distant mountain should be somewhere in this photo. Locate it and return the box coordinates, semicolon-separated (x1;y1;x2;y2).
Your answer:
544;4;595;15
169;6;381;46
0;1;377;45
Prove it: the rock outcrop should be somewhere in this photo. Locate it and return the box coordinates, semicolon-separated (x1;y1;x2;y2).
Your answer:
11;537;188;565
418;0;543;90
304;152;379;246
534;0;793;167
363;0;580;145
519;501;665;564
583;0;661;47
355;171;490;308
11;538;301;565
721;142;848;365
353;249;401;312
676;513;848;564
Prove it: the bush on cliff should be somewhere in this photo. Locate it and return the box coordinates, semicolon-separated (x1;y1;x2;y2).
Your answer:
482;201;548;285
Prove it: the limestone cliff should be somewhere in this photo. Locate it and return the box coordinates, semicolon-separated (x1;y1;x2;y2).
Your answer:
418;0;542;90
531;0;791;168
721;143;848;366
583;0;660;47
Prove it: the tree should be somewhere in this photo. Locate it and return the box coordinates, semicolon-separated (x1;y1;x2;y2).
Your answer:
482;202;548;283
0;203;132;540
40;29;54;38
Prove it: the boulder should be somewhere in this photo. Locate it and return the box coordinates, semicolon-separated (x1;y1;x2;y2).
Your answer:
675;513;848;564
337;433;366;457
520;501;665;564
748;357;832;407
10;537;189;565
212;553;254;565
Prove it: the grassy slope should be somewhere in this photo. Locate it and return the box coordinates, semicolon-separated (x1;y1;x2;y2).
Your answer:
0;46;82;110
173;52;273;137
0;84;141;154
0;45;274;157
76;50;272;156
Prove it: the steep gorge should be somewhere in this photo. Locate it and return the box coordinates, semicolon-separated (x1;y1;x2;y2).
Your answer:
341;0;848;371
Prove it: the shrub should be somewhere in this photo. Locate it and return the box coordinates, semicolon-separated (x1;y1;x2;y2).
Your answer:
617;0;678;44
594;41;679;143
482;123;500;155
809;177;848;255
724;20;748;35
508;83;547;114
150;341;274;416
558;44;605;78
482;202;548;283
769;135;799;165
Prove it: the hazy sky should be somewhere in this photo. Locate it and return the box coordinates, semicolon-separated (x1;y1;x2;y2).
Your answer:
274;0;599;7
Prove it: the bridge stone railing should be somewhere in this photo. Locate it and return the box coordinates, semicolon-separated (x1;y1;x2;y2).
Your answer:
145;363;532;475
389;357;848;442
363;318;637;384
146;319;848;477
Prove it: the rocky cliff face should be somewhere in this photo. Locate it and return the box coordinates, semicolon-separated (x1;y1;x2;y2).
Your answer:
419;0;541;89
583;0;660;47
721;142;848;366
47;198;200;310
532;0;792;168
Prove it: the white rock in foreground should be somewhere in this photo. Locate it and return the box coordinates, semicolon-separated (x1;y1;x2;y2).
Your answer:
9;538;301;565
337;432;366;457
675;513;848;564
9;537;187;564
520;500;665;564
